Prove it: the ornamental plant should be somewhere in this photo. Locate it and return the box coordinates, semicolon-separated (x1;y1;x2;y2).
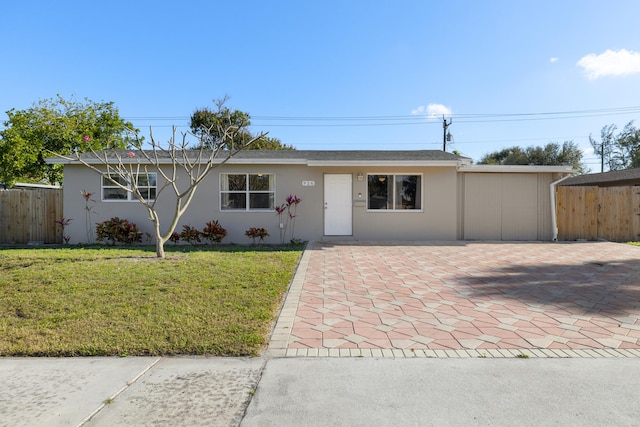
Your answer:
95;217;142;245
245;227;269;244
179;224;202;245
275;204;287;244
81;190;96;243
54;216;72;244
169;232;181;245
275;194;302;244
202;220;227;244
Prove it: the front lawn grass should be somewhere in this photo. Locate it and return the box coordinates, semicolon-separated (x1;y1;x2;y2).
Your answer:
0;245;302;357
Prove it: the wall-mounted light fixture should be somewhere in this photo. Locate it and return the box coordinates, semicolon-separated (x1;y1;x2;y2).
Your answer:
357;173;364;181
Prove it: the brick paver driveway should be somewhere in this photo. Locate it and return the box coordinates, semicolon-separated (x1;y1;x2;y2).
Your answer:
269;241;640;356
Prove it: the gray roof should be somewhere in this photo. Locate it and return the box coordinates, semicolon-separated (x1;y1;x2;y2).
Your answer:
228;149;466;161
49;149;471;165
559;168;640;186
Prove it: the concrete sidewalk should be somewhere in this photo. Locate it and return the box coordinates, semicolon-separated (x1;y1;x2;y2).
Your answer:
0;357;264;427
2;356;640;426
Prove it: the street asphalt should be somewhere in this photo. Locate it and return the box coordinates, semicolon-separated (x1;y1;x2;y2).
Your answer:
1;356;640;426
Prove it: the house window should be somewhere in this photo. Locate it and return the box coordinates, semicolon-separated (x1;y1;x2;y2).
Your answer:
367;174;422;210
220;173;275;211
102;173;157;201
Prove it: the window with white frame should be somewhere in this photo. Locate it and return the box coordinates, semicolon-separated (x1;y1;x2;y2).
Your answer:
101;173;157;201
220;173;275;211
367;174;422;210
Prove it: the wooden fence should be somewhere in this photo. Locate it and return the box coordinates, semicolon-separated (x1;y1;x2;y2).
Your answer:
0;188;63;244
556;185;640;242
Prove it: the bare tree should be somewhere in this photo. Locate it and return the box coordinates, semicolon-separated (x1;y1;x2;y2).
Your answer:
57;104;265;258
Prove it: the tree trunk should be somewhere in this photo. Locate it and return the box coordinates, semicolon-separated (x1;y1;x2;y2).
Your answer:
155;237;165;258
150;213;165;259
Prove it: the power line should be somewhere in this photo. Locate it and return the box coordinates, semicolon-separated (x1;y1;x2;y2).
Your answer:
124;106;640;127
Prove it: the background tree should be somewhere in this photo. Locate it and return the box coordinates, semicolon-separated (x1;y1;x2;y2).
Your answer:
479;141;587;174
589;121;640;172
0;95;138;186
58;102;264;258
190;99;294;150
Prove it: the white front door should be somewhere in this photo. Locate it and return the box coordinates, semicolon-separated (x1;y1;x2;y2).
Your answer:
324;174;353;235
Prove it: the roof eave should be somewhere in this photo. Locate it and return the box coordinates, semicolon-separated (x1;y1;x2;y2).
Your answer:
223;158;308;165
44;156;306;165
45;156;75;165
459;165;574;173
46;157;472;167
307;160;469;167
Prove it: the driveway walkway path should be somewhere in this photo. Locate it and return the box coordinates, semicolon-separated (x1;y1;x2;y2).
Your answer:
267;241;640;357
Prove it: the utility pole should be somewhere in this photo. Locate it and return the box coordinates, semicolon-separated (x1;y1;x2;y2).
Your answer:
442;116;452;151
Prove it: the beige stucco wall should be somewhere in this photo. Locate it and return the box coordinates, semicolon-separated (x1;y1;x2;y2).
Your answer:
61;163;460;244
350;166;459;240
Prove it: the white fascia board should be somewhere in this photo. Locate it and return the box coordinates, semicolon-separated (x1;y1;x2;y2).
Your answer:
45;157;75;164
14;182;62;189
222;158;308;165
458;165;574;173
44;156;135;165
307;160;468;167
46;158;160;165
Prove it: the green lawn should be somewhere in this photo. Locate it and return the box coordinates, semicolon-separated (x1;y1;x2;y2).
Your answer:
0;245;302;357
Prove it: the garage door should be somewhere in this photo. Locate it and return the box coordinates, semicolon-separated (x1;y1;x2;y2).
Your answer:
463;173;541;240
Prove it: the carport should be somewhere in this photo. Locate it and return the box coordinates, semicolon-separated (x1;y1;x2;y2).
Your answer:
458;165;572;241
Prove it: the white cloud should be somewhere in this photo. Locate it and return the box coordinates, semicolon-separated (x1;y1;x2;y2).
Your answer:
550;57;559;63
577;49;640;79
411;106;425;115
412;103;452;118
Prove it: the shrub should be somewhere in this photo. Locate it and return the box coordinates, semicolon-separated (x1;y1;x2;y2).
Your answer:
275;194;302;244
169;232;181;245
202;220;227;244
95;217;142;245
180;225;202;245
245;227;269;244
54;216;72;244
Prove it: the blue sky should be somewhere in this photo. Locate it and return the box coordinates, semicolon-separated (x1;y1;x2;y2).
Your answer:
2;1;640;171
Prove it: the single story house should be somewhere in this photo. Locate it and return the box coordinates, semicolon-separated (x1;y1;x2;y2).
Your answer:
46;150;573;244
